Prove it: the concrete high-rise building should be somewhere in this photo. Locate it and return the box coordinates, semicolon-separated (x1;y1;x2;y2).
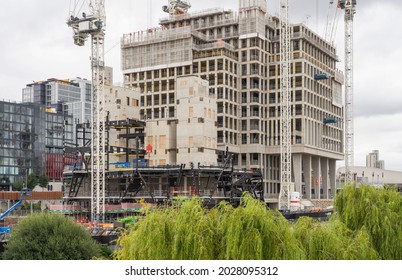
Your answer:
120;0;344;205
366;150;384;170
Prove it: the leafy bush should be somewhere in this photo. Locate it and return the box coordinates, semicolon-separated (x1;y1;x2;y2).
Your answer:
2;213;101;260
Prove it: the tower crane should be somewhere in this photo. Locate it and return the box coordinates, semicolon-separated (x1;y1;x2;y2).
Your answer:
67;0;106;222
339;0;357;184
278;0;292;210
162;0;191;15
324;0;341;44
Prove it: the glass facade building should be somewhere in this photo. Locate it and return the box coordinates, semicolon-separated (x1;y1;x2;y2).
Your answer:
22;78;91;124
0;101;73;190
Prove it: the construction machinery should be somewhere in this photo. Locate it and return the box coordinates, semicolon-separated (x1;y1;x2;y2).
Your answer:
324;0;341;44
0;190;32;235
162;0;191;15
339;0;357;184
278;0;292;211
67;0;106;222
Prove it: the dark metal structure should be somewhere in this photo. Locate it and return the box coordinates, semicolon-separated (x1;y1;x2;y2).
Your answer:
63;119;263;212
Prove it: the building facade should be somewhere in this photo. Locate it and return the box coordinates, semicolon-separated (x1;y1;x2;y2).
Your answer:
45;108;74;181
337;166;402;190
104;83;142;166
145;76;218;167
0;101;73;189
22;77;91;124
366;150;385;170
120;0;344;205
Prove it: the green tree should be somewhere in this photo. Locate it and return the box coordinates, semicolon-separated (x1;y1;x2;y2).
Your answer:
113;187;402;260
2;213;101;260
113;195;306;260
37;173;50;189
26;173;38;190
13;179;24;191
293;216;378;260
335;185;402;259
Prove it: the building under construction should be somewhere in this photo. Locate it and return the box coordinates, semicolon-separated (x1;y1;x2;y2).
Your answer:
119;0;344;207
60;75;264;221
59;1;345;219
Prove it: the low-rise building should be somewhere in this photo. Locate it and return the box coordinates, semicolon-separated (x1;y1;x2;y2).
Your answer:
337;166;402;189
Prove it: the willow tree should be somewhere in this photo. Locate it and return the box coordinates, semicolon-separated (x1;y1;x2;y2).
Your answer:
218;195;304;260
293;216;378;260
114;198;214;260
335;185;402;259
114;189;399;260
113;195;305;260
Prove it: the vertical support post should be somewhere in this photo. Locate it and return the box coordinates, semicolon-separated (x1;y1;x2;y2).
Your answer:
343;0;356;184
292;154;302;194
303;154;312;200
91;32;106;224
279;0;292;211
126;120;129;163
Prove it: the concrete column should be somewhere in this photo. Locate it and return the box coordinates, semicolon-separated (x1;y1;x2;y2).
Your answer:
293;153;302;194
329;159;337;198
312;156;321;199
303;154;312;199
321;158;329;199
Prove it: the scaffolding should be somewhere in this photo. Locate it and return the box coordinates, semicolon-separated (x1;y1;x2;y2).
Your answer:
63;122;263;212
121;27;195;70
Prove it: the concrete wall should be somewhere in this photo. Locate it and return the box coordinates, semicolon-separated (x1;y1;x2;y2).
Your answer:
145;76;218;167
176;76;217;167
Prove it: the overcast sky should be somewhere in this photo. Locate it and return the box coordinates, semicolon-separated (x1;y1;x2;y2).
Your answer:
0;0;401;171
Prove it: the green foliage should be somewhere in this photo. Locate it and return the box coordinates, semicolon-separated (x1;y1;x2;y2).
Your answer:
335;185;402;259
22;201;42;212
98;245;113;260
113;195;305;260
26;173;38;190
114;186;401;260
37;174;50;188
13;179;24;191
219;195;304;260
2;213;101;260
293;217;378;260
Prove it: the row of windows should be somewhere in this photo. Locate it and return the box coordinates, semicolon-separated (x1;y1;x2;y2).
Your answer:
0;166;24;176
0;104;34;114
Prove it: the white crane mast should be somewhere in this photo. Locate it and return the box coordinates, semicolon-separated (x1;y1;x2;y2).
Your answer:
67;0;106;222
340;0;356;184
278;0;292;210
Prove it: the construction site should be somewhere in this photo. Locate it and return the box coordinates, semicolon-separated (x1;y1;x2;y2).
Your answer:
1;0;358;241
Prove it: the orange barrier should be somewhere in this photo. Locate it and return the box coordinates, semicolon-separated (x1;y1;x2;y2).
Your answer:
0;191;63;201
